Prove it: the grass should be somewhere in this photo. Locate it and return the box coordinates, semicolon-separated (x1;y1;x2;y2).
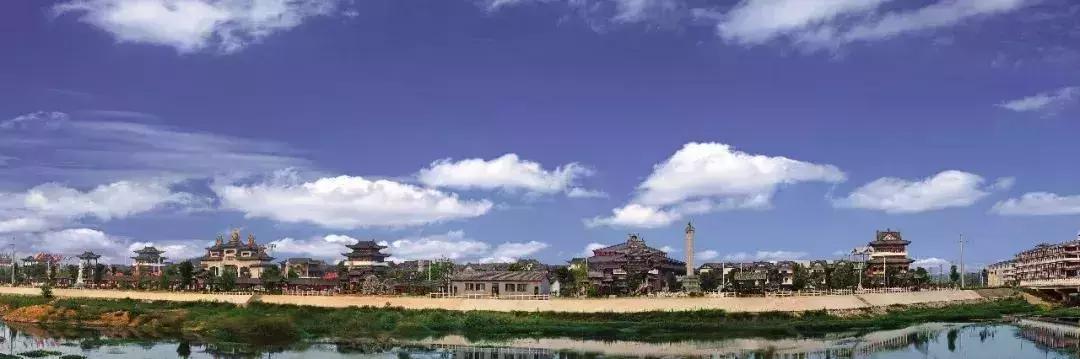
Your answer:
17;350;63;358
0;294;1043;346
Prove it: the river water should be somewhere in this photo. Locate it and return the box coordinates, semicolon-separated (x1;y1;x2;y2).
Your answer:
0;319;1075;358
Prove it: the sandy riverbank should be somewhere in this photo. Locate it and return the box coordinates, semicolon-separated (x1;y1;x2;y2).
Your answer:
0;286;1003;313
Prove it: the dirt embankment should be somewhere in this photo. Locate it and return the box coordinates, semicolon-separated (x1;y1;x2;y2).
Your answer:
0;303;185;328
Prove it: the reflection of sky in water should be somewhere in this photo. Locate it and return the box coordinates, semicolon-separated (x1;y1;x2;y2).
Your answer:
0;322;1075;358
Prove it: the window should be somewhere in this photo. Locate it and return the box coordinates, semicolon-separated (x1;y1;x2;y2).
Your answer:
241;251;251;257
210;251;219;257
505;283;514;292
478;283;485;291
517;284;526;292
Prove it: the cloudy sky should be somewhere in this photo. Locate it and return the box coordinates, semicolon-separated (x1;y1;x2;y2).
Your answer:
1;0;1078;269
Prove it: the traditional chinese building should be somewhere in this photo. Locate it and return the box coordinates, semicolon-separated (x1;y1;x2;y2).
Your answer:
342;241;390;269
282;258;331;278
584;234;685;294
866;230;914;278
201;230;275;278
76;251;101;285
132;246;166;276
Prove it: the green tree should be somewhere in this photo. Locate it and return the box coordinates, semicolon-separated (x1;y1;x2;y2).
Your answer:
64;264;79;285
914;267;929;287
220;267;237;292
700;269;720;292
949;265;960;285
792;264;809;291
178;261;195;289
261;266;282;292
93;263;106;285
287;267;299;279
158;272;170;290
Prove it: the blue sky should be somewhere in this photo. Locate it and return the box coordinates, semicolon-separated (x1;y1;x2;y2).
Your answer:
1;0;1078;271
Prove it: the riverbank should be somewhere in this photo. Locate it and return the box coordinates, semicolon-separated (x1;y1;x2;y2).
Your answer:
0;286;1003;313
0;293;1043;346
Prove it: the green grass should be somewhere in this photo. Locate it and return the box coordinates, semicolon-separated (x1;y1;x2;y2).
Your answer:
0;294;1042;346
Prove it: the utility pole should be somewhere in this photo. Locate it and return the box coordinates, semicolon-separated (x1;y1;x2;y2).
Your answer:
960;234;965;289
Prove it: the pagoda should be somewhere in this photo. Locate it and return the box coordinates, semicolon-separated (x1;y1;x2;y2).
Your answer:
866;229;914;280
342;241;390;269
132;246;166;276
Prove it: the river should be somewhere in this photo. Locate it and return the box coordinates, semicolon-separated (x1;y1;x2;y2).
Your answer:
0;320;1074;358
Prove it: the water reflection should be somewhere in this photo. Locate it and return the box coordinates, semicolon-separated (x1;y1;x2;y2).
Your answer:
0;320;1074;358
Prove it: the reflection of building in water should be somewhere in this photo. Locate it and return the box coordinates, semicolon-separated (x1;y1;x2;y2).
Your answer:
1017;319;1080;354
429;344;554;359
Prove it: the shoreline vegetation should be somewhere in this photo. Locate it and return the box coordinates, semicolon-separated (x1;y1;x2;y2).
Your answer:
0;294;1057;348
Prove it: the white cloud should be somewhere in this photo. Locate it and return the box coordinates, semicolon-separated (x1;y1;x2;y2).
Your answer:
716;0;891;45
269;234;357;260
0;180;197;234
126;240;205;262
588;142;844;228
417;153;594;196
0;111;69;130
580;242;607;257
213;173;493;229
13;229;204;264
586;204;683;228
833;170;997;213
381;231;489;262
997;86;1079;115
696;249;718;261
722;250;808;262
715;0;1028;50
479;241;549;263
53;0;347;53
0;111;309;186
567;187;607;199
482;0;685;27
912;257;951;268
992;192;1080;216
380;230;548;263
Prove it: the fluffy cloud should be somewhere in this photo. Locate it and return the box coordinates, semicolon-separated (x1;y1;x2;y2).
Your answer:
992;192;1080;216
997;86;1079;115
833;170;1000;213
0;180;197;234
215;174;493;229
417;153;596;196
588;142;845;228
715;0;1028;50
722;250;808;262
53;0;347;53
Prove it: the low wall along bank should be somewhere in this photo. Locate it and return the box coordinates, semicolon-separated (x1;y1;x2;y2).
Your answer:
0;287;995;313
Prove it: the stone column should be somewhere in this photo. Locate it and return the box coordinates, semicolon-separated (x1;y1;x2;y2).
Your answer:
685;222;695;276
